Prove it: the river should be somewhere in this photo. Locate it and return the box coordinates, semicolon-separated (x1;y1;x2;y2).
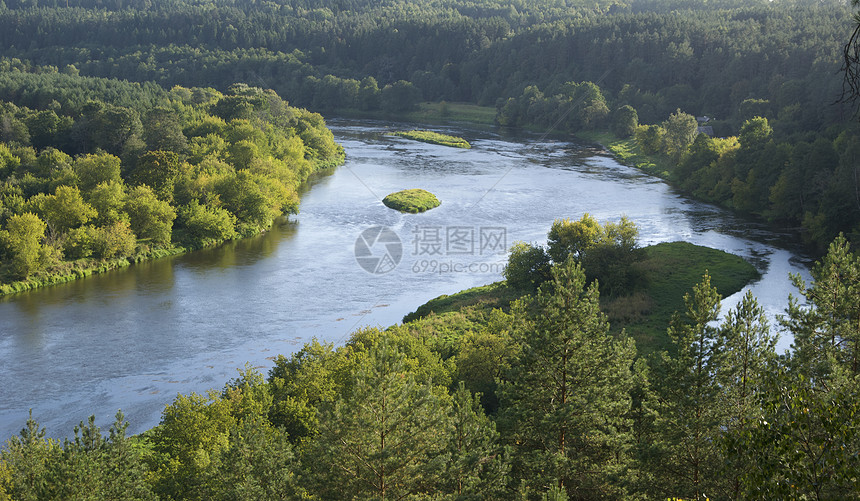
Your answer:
0;119;811;440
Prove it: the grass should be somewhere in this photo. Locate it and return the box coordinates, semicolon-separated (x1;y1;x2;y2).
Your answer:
387;130;471;148
402;242;759;358
606;241;760;355
382;189;441;213
409;102;497;125
576;130;674;179
403;281;519;323
0;245;188;296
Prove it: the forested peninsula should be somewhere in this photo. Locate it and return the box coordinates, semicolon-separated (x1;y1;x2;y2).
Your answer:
3;0;860;499
0;76;343;294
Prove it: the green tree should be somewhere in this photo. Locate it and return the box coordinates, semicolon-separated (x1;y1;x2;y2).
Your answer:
0;412;58;501
728;373;860;500
177;200;236;246
503;241;551;292
124;184;176;245
87;180;128;226
611;105;639;138
34;185;97;233
0;212;50;279
634;124;666;155
651;273;725;499
717;291;777;498
498;257;636;498
381;80;422;112
662;109;698;159
783;234;860;380
206;417;304;500
151;391;235;500
440;382;509;499
142;106;188;154
306;339;449;500
546;214;601;263
267;339;361;442
73;152;122;193
130;150;180;202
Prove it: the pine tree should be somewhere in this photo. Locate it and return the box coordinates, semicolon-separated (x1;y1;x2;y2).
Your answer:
498;257;636;499
717;291;777;498
783;234;860;381
306;339;450;500
440;382;509;500
651;273;724;500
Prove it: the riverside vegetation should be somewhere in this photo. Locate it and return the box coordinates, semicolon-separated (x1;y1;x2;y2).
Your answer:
3;216;859;500
0;79;343;295
0;0;857;249
4;0;860;498
389;130;471;149
382;188;442;213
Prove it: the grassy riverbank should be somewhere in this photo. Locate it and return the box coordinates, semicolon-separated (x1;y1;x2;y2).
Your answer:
575;130;674;180
335;102;497;126
402;241;758;355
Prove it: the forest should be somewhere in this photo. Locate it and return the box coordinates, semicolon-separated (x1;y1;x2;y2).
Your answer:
0;0;853;248
0;69;343;292
3;217;860;500
2;0;860;498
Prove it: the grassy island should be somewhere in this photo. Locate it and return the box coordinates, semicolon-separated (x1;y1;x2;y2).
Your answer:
389;130;471;149
382;189;441;213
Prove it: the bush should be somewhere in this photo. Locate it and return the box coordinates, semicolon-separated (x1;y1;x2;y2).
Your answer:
503;241;551;292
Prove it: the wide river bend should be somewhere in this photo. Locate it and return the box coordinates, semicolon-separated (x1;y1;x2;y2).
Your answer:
0;120;811;439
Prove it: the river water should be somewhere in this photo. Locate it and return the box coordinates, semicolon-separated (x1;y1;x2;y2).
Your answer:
0;120;812;440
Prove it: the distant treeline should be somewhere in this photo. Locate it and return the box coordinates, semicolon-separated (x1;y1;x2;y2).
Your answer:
0;0;850;132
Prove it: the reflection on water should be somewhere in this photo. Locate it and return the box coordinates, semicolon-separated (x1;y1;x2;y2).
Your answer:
0;119;811;440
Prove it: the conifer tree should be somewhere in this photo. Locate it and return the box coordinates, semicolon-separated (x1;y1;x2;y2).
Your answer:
651;273;724;500
498;257;636;499
783;234;860;380
440;382;509;500
717;291;777;497
306;339;450;500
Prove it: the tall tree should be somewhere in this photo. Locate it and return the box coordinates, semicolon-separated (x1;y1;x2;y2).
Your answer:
439;382;509;499
0;212;51;279
498;257;636;499
651;273;725;500
783;234;860;380
306;339;450;500
717;291;777;498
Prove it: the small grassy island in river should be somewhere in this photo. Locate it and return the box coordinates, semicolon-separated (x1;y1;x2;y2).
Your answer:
389;130;471;148
382;189;441;213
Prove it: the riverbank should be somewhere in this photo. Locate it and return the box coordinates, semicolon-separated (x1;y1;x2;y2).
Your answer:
333;102;497;126
0;154;345;297
401;241;759;355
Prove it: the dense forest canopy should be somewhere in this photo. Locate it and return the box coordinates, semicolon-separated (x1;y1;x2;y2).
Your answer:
0;0;850;128
0;74;343;291
4;0;860;498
